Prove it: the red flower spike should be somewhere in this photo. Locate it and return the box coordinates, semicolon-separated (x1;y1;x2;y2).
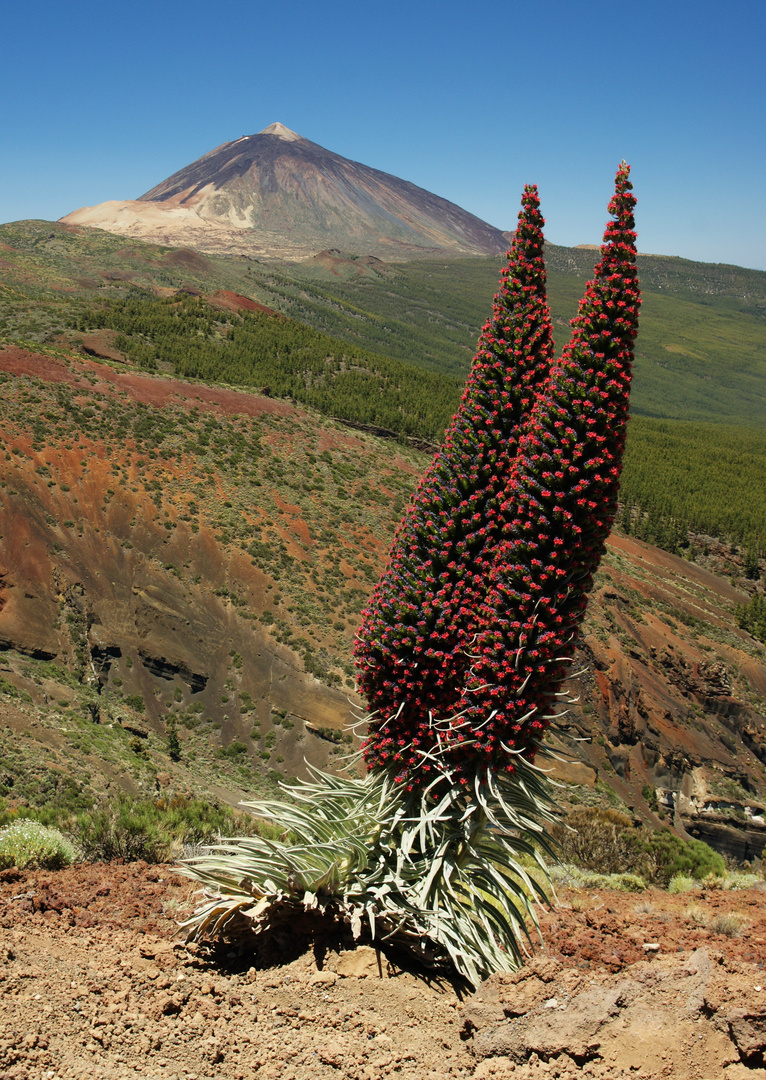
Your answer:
356;166;639;788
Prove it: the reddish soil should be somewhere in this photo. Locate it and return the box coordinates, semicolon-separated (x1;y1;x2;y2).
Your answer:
207;291;279;317
1;862;764;1079
0;347;293;418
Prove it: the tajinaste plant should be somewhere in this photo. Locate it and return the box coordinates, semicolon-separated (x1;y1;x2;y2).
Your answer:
178;167;640;987
360;162;640;790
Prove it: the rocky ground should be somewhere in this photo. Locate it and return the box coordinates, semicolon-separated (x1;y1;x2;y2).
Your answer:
1;862;765;1079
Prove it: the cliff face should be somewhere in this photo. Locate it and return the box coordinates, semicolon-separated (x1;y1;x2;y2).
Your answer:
1;345;765;855
61;123;509;261
556;535;766;860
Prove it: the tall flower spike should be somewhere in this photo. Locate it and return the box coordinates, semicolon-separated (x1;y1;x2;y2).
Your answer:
442;161;641;779
355;185;555;777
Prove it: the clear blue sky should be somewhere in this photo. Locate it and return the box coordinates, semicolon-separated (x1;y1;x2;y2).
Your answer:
2;0;764;270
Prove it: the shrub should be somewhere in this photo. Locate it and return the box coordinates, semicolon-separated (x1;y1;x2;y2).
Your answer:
548;862;646;892
216;741;248;760
554;808;725;887
72;795;260;863
641;782;659;812
718;871;762;890
583;872;647;892
0;820;77;870
74;799;170;863
150;796;259;847
683;902;710;924
668;873;698;894
166;716;181;761
552;807;636;874
628;830;725;886
708;912;749;937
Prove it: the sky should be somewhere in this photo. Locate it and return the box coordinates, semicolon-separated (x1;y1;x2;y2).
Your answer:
1;0;764;270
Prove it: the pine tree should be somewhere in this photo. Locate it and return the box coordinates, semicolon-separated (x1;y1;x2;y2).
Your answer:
166;716;181;762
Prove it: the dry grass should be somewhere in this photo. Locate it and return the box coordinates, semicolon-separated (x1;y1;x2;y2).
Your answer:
683;903;711;927
568;890;599;912
708;912;749;938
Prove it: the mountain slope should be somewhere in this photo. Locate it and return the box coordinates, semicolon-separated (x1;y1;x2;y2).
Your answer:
3;220;766;431
1;221;764;548
60;123;509;260
1;347;765;858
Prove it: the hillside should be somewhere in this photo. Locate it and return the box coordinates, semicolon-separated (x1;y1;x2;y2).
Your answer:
2;223;766;552
1;346;765;860
2;858;766;1078
3;220;766;430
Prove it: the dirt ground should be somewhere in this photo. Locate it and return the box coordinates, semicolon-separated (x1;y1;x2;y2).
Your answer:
1;862;765;1080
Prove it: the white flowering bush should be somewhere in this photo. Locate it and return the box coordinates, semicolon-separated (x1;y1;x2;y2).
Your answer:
0;819;77;870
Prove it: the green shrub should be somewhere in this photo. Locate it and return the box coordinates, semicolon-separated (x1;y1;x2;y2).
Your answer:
308;724;353;746
627;830;725;885
552;808;726;887
216;741;248;760
0;820;77;870
641;783;659;812
71;795;263;863
166;716;181;761
668;873;697;894
75;799;170;863
0;676;20;698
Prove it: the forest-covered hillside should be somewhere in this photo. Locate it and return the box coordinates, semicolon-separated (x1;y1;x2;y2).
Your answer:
2;224;766;852
2;221;766;425
63;291;766;551
1;220;765;552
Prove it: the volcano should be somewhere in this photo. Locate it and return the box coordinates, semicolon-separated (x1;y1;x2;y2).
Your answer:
61;122;509;260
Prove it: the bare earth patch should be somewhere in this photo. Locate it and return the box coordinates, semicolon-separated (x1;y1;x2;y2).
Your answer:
1;862;765;1079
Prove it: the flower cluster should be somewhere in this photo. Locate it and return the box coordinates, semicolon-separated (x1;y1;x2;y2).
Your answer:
354;185;554;751
357;165;640;788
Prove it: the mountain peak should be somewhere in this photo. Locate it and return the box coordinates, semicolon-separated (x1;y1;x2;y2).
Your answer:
61;126;509;260
257;122;303;142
